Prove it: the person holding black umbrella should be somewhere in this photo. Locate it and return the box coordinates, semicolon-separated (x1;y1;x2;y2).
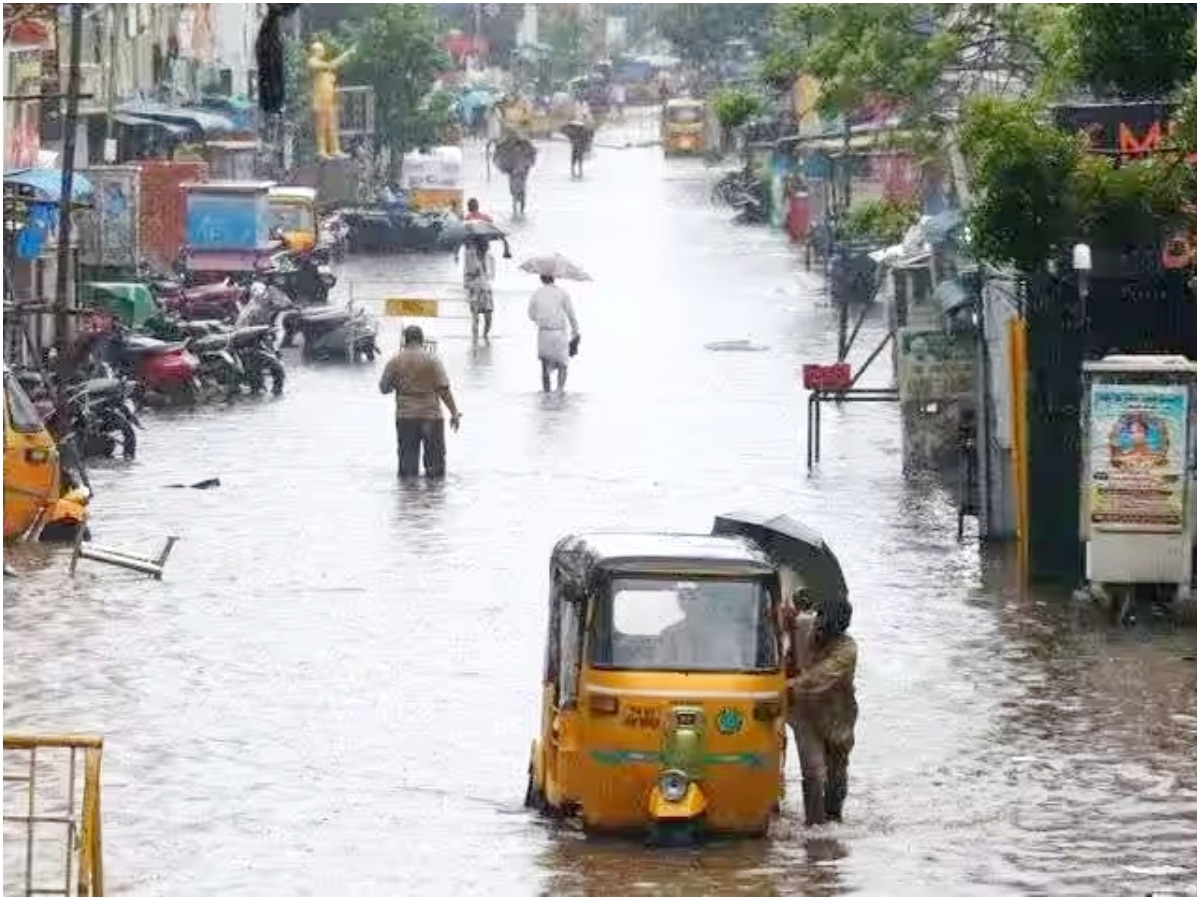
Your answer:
786;589;859;826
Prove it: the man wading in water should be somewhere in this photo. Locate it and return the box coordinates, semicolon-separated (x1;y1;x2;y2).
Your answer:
378;325;462;479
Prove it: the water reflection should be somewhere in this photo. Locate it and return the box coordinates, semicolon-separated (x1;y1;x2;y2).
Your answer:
537;833;790;897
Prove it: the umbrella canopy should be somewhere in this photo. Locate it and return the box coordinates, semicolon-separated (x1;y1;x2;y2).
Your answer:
711;511;850;630
519;253;591;281
437;219;511;256
4;169;94;204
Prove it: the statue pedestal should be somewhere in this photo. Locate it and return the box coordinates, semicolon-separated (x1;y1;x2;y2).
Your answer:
317;157;355;207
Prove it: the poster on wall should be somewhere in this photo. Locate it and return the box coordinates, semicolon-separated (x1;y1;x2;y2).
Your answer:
80;167;139;268
1088;383;1190;534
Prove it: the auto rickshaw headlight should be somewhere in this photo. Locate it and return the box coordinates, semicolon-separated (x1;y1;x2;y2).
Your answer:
658;769;689;803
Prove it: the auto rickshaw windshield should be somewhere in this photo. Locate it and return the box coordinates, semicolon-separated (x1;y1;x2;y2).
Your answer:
5;373;45;434
590;576;777;672
269;203;315;233
667;105;703;124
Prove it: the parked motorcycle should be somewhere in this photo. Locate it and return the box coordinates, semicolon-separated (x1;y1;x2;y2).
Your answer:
13;366;140;460
71;327;202;407
67;374;140;460
284;303;380;362
730;185;768;226
139;261;245;322
142;317;243;401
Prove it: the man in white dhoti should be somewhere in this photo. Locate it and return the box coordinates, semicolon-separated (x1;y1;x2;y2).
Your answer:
527;275;580;393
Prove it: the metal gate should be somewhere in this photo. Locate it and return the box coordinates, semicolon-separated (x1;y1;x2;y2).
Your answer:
3;734;104;897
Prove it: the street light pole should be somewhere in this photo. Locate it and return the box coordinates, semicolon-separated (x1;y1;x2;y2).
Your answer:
48;2;84;437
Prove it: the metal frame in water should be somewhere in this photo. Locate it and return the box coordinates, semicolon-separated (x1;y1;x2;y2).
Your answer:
3;733;104;897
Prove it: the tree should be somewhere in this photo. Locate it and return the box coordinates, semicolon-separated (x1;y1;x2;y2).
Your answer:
653;4;771;67
1073;4;1196;100
542;6;588;83
336;5;451;158
763;4;1071;123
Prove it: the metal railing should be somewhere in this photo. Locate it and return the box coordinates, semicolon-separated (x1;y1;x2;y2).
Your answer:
3;734;104;897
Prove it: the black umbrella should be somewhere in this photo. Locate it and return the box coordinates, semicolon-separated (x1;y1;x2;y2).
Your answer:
437;219;512;257
712;511;851;629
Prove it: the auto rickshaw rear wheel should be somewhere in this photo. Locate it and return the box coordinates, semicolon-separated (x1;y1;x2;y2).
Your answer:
523;764;547;813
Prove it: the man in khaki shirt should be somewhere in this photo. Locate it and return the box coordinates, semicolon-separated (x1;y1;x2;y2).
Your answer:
378;326;462;479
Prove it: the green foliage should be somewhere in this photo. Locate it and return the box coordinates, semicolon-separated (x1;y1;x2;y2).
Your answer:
1173;77;1197;153
711;87;764;130
1072;4;1197;100
960;97;1083;270
763;4;1067;124
541;6;587;83
336;5;451;157
653;4;770;66
960;96;1195;269
839;197;921;245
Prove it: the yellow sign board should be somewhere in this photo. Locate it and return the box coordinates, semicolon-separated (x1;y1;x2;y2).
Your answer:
384;298;439;318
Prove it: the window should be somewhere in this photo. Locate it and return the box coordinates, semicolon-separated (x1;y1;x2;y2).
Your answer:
5;374;45;434
590;576;777;673
668;106;703;124
269;204;315;233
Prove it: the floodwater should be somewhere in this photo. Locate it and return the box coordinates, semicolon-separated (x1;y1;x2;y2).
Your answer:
4;111;1196;896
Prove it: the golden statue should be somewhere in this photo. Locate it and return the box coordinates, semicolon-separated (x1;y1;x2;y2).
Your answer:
307;40;355;159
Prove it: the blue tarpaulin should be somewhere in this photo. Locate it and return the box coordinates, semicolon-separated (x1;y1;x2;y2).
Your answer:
4;169;95;204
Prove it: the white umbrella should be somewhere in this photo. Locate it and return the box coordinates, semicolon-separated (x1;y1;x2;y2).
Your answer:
519;253;592;281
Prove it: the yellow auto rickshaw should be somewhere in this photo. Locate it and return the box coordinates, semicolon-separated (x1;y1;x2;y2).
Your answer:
525;512;851;840
662;97;707;157
3;368;90;543
268;186;320;254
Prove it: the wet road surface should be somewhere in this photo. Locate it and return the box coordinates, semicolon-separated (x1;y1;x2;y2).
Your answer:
5;112;1196;896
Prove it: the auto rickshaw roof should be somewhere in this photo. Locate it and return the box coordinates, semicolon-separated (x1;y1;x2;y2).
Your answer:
268;186;318;203
553;532;776;579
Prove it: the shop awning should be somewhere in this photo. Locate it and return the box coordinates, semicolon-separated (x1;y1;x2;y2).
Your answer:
112;112;192;137
3;169;94;204
115;101;235;137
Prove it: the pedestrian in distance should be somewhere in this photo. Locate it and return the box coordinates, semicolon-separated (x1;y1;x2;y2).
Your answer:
378;325;462;480
464;197;493;223
463;235;496;345
527;274;580;394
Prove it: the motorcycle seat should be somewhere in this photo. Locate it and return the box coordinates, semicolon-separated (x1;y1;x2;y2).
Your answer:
191;334;230;353
123;334;171;354
183;282;238;301
298;306;349;323
181;320;226;338
81;377;123;397
232;325;273;341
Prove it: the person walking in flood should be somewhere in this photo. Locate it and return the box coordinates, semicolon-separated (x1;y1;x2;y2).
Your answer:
378;325;462;479
785;589;858;826
463;235;496;345
527;274;580;393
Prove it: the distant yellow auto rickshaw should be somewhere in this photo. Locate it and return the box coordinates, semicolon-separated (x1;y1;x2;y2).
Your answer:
662;97;707;156
3;368;90;543
268;186;320;254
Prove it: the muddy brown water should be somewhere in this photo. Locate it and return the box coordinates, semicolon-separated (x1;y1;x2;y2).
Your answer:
5;114;1195;896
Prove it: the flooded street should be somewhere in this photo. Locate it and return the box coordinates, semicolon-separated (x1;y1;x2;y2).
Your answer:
5;114;1196;896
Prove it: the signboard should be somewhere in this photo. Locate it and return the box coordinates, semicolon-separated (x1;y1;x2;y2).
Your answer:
80;167;140;268
1087;383;1189;534
185;190;267;251
384;298;439;318
897;328;974;403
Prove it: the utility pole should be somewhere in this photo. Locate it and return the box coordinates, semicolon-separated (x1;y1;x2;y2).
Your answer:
53;2;84;436
104;4;117;150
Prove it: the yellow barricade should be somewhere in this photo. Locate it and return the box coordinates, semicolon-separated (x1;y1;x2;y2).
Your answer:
3;733;104;897
384;298;440;319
